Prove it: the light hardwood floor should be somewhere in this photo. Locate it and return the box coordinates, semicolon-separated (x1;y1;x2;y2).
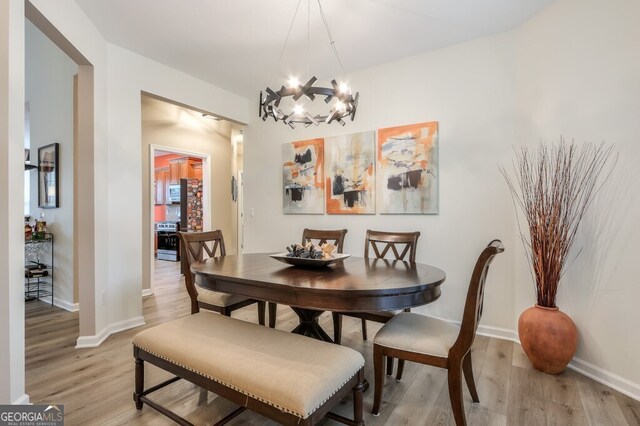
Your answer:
26;260;640;425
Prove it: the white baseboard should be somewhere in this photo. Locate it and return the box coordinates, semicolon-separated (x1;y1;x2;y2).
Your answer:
110;316;145;335
428;314;640;401
39;296;79;312
476;324;519;342
141;288;153;297
75;316;145;348
75;326;110;348
12;394;30;405
569;357;640;401
430;315;518;342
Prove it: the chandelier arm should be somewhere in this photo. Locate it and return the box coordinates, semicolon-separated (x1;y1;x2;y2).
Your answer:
350;93;359;120
304;86;333;97
293;76;318;101
304;112;319;126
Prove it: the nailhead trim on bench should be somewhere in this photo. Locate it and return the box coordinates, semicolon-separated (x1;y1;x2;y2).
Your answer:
133;342;365;419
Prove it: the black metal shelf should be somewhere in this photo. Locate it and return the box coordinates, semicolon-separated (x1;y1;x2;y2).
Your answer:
24;233;54;305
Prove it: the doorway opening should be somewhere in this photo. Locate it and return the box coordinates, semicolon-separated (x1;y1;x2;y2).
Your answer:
141;94;245;297
149;146;209;292
24;2;96;341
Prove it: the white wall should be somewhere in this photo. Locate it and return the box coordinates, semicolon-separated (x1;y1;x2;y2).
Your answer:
515;0;640;394
106;43;249;326
0;0;26;405
25;19;77;309
243;31;518;331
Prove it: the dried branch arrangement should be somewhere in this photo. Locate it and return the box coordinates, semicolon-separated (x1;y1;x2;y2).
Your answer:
501;139;616;307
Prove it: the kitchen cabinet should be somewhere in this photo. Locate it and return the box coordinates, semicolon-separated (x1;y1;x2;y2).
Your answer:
169;157;203;184
154;167;169;205
191;162;203;180
156;158;203;204
169;158;192;184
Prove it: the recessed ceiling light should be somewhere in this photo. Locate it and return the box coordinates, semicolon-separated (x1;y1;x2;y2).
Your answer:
202;113;220;121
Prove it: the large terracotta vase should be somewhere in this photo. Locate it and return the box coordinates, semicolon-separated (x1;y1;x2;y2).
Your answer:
518;305;578;374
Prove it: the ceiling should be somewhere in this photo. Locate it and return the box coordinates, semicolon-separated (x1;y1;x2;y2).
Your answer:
74;0;555;99
142;94;242;143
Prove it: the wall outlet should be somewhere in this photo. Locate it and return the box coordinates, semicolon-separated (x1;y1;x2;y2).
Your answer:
249;208;255;217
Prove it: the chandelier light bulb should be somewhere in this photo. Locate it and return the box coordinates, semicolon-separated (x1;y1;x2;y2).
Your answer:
339;82;350;94
288;77;301;88
293;105;305;116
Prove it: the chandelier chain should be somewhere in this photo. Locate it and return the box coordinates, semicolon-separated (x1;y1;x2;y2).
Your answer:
317;0;346;78
272;0;303;88
306;0;310;81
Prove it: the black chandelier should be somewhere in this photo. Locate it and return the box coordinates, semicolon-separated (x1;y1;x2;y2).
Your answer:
259;0;359;129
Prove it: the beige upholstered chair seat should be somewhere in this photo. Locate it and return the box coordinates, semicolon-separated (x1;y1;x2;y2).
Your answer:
133;311;365;419
196;285;249;307
374;312;460;358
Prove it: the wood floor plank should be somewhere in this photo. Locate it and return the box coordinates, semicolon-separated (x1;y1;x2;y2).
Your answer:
24;259;640;426
388;365;449;425
574;370;629;425
614;390;640;426
543;399;588;426
511;341;531;369
423;377;458;426
476;338;513;416
506;366;546;426
541;369;584;409
465;405;507;426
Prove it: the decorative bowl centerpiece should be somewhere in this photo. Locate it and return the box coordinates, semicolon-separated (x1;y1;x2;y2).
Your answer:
270;242;350;267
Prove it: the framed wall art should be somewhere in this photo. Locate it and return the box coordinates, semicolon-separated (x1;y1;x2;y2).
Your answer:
377;122;439;214
282;138;325;214
325;131;376;214
38;142;59;208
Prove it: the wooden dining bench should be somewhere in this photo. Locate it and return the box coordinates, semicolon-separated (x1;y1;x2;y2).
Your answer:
132;311;365;425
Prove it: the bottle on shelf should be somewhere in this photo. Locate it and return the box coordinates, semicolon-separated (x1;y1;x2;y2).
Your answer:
25;216;33;240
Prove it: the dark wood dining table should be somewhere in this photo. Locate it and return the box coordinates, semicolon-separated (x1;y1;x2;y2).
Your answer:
191;253;446;343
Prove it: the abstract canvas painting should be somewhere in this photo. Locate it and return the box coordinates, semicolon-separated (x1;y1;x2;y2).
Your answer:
325;131;375;214
282;138;324;214
377;121;439;214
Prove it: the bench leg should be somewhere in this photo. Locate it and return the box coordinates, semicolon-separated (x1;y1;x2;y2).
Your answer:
353;372;365;426
325;371;365;426
134;358;144;410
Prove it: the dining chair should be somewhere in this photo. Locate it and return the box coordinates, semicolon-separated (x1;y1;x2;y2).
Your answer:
268;228;347;328
331;230;420;343
179;230;266;325
371;240;504;426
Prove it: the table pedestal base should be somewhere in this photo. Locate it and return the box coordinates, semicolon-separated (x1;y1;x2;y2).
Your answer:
290;308;333;343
